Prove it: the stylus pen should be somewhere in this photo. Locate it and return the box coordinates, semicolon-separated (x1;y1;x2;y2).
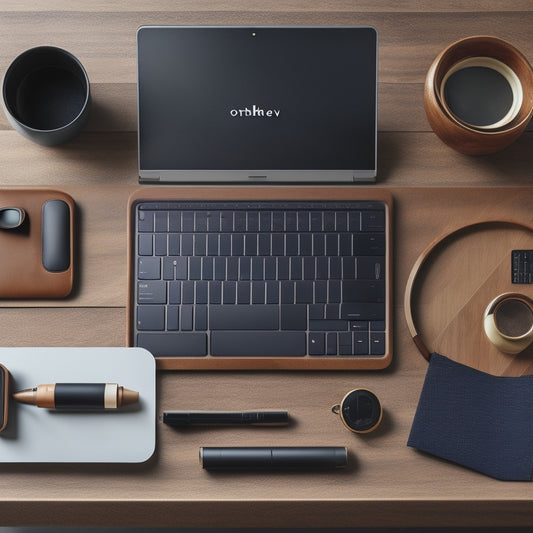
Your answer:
200;446;348;470
12;383;139;409
163;410;289;427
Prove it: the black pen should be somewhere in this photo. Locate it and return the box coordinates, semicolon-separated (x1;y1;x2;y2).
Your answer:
163;410;289;427
200;446;348;470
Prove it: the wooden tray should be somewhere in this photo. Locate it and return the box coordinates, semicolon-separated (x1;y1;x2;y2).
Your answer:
403;188;533;376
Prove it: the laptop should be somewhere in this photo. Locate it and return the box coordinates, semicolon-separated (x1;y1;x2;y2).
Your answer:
137;26;378;183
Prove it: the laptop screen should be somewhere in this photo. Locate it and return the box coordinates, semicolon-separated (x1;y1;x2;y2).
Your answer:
137;26;377;183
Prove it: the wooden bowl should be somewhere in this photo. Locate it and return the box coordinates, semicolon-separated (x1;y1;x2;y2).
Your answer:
424;36;533;154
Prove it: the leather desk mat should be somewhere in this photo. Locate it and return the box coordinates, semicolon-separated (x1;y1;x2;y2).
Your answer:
403;187;533;377
0;189;74;298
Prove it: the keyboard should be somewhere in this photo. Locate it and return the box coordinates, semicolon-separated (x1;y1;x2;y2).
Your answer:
128;194;392;370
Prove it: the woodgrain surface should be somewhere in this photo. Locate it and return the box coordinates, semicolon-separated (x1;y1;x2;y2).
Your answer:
0;1;533;528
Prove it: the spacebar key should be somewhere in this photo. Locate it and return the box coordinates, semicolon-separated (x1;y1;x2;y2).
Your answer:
137;333;207;357
211;331;306;356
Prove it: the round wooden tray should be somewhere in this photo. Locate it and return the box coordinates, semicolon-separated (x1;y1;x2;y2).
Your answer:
405;221;533;376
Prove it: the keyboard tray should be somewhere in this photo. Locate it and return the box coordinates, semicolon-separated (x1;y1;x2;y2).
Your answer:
127;187;393;370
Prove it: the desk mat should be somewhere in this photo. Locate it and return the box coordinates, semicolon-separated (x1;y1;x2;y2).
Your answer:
0;347;155;463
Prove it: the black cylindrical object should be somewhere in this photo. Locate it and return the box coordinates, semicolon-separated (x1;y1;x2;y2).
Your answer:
200;446;348;470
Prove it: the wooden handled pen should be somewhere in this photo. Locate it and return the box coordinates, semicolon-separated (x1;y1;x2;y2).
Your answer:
12;383;139;409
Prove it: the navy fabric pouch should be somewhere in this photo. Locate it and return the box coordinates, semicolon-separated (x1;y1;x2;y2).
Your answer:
408;353;533;480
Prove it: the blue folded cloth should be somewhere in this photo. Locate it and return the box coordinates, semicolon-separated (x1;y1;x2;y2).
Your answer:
408;353;533;480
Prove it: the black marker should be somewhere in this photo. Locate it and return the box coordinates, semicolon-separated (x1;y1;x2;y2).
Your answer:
163;410;289;427
200;446;348;470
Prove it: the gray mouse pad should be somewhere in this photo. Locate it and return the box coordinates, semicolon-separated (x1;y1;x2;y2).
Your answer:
0;347;155;463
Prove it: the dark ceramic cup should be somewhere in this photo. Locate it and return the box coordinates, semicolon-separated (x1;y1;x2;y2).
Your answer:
2;46;90;146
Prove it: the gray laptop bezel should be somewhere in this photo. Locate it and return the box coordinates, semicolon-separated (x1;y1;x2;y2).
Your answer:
137;25;378;184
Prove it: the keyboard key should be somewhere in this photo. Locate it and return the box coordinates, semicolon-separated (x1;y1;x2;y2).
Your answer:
138;210;154;232
221;211;233;231
196;281;208;304
169;211;181;232
298;211;310;232
290;257;303;280
281;304;306;330
362;210;385;232
154;211;168;232
202;257;214;280
182;212;194;231
163;257;175;280
295;280;313;303
315;280;327;303
137;281;166;304
324;211;335;231
358;257;385;280
309;304;324;319
251;257;264;280
341;303;385;321
272;211;284;231
138;257;160;280
227;257;238;280
272;234;284;255
168;234;180;255
222;281;236;304
210;281;222;304
258;234;270;255
182;281;194;304
138;332;207;356
154;234;167;255
327;332;337;355
354;233;385;256
247;211;259;232
195;211;208;232
211;331;306;356
264;257;276;280
259;211;271;232
354;331;369;355
138;234;153;256
370;332;386;355
308;332;325;355
168;281;181;304
266;281;279;304
281;281;294;304
195;305;208;330
210;305;278;330
338;332;352;355
285;211;297;231
167;306;179;330
237;281;250;304
310;211;322;231
182;234;193;255
207;234;219;255
181;305;193;330
207;211;220;232
175;257;188;280
252;281;266;304
342;280;385;302
137;305;165;331
189;257;202;280
309;319;348;331
194;234;206;255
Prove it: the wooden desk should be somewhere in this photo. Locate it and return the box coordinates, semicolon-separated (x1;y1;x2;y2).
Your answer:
0;1;533;528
